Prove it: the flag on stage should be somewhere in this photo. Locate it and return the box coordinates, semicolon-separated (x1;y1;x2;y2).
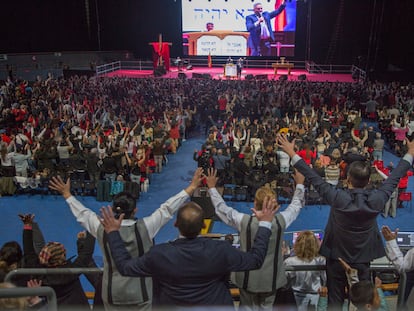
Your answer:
274;0;287;31
208;52;212;68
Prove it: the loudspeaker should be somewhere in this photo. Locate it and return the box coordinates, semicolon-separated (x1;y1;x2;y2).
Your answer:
255;74;268;80
298;74;307;81
202;73;211;79
154;66;166;77
245;74;254;80
352;71;360;80
186;65;193;70
279;74;288;81
178;72;187;79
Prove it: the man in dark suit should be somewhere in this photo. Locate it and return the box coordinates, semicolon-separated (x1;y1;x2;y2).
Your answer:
100;197;277;307
277;134;414;308
246;1;286;56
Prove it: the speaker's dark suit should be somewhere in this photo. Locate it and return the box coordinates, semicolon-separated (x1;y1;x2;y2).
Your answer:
246;4;286;56
107;227;271;306
292;154;412;304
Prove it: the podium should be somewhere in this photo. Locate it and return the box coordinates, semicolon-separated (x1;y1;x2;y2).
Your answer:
224;63;237;78
184;30;249;56
149;42;172;71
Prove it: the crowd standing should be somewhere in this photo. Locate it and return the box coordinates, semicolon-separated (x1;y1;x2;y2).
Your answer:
1;73;414;310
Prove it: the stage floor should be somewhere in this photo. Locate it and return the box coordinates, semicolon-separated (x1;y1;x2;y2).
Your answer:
105;66;355;83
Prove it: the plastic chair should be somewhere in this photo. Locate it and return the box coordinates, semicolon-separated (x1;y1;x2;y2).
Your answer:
398;191;412;212
223;184;236;201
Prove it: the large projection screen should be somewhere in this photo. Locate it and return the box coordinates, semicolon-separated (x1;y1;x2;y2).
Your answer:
182;0;297;57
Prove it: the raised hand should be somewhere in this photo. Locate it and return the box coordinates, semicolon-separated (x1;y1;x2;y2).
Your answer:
205;168;218;189
338;257;353;274
185;167;205;196
251;196;278;222
27;279;42;288
190;167;204;189
77;231;87;239
26;279;43;307
19;213;35;225
100;206;123;233
49;176;71;198
276;134;296;158
374;276;382;288
381;225;398;241
318;286;328;297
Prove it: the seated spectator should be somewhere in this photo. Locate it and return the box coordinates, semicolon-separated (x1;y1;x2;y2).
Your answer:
284;231;326;311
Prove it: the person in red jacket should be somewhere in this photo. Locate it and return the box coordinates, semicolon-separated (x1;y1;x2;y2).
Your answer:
296;143;317;166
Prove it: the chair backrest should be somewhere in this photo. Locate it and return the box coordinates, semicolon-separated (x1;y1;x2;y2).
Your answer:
399;192;412;201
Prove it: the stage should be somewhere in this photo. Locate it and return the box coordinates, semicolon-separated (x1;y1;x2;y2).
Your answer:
104;66;356;83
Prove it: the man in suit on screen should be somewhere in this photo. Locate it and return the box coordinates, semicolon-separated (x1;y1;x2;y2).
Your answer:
246;1;286;56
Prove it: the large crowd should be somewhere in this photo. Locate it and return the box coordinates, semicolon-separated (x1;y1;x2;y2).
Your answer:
1;73;414;310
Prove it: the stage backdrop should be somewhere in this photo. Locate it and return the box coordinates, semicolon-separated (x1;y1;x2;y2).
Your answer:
181;0;297;57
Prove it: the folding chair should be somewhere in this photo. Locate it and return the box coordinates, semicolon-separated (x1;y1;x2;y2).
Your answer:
398;191;412;212
223;184;236;201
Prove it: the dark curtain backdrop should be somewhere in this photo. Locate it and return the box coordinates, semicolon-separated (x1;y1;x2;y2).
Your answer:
1;0;413;72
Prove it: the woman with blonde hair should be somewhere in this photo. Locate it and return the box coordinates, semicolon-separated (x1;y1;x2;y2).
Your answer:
0;282;27;310
284;230;326;311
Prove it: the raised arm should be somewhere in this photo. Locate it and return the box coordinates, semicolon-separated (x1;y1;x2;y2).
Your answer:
280;169;305;228
382;225;414;272
49;176;101;237
276;133;336;204
378;138;414;195
142;167;205;239
206;168;244;231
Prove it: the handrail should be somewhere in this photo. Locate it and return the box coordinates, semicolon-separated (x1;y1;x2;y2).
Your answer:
351;65;367;83
96;61;121;76
0;286;57;311
5;266;405;308
5;267;103;283
285;265;406;308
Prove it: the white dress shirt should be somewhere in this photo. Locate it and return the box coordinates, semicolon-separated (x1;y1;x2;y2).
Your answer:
65;189;191;239
385;239;414;272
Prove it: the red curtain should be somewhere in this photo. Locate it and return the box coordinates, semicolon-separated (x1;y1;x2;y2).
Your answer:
150;42;171;71
274;0;287;31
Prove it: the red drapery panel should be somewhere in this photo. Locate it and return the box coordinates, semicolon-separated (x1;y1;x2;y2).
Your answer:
150;42;171;71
